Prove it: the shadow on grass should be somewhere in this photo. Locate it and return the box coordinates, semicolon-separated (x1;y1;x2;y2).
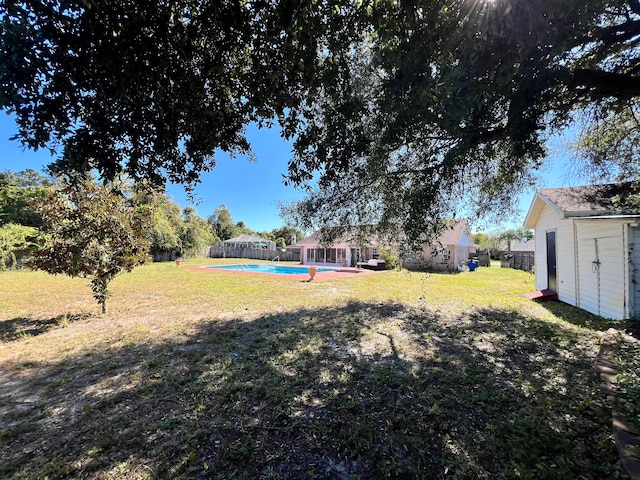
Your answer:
537;299;640;335
0;313;90;342
0;301;619;479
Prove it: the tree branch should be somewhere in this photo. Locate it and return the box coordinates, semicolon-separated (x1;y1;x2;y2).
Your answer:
570;69;640;100
595;19;640;45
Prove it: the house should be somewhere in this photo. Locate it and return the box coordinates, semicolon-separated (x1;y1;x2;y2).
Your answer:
402;220;476;271
507;239;535;254
297;220;476;271
297;231;379;268
524;183;640;319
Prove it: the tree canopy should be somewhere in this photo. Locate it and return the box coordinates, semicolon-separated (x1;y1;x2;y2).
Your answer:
26;178;150;314
0;169;54;227
2;0;639;237
570;100;640;184
181;206;215;256
208;205;239;241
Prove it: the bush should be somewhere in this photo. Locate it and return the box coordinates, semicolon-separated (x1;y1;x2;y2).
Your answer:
378;246;400;269
0;223;38;270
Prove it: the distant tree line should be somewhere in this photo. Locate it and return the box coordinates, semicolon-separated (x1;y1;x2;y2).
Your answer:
0;169;303;312
1;169;303;267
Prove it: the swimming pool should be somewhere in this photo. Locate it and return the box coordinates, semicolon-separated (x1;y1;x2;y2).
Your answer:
205;264;336;275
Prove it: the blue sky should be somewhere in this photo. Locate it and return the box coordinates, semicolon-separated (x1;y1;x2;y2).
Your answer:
0;111;575;233
0;113;307;233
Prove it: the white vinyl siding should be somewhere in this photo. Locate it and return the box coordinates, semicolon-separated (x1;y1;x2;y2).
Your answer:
527;189;640;319
632;226;640;318
576;236;598;316
532;204;577;305
575;221;626;319
597;237;625;319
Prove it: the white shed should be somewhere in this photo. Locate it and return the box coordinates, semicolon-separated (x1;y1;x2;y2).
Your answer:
524;183;640;320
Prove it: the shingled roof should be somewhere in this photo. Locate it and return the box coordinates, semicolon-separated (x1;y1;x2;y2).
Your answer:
524;182;637;228
298;220;472;247
538;183;631;215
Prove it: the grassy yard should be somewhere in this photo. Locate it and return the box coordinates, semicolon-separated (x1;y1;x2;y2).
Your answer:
0;259;634;479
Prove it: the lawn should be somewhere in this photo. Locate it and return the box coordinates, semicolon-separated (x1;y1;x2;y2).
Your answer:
0;259;633;479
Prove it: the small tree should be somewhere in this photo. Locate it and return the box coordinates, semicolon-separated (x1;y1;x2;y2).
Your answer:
26;179;150;314
377;246;400;270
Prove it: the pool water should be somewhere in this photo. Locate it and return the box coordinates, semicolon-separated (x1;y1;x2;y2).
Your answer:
205;264;336;275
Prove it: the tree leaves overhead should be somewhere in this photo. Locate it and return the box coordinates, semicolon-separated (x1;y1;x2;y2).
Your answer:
283;0;640;237
571;100;640;183
2;0;640;237
1;0;366;187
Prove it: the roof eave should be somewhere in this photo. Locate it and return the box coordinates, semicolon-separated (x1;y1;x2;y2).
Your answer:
524;192;564;229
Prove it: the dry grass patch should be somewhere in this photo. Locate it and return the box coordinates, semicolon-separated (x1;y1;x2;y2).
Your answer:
0;260;628;479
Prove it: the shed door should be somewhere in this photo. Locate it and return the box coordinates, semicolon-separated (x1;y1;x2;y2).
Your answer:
578;235;625;319
632;227;640;319
546;231;557;291
596;237;625;319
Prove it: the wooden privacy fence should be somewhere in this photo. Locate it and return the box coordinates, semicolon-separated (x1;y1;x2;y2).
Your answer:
209;246;300;262
473;252;491;267
501;252;535;273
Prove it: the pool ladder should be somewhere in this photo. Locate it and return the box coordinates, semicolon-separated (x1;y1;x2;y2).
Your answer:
272;256;279;263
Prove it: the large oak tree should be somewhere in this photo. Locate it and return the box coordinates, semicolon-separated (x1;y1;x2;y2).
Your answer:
2;0;639;238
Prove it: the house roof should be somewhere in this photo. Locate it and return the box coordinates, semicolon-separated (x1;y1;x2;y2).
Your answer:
296;230;379;247
524;182;636;229
298;220;472;247
437;219;473;246
508;239;535;252
223;234;275;244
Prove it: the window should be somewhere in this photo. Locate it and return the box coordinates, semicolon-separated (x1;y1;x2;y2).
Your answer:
437;248;451;264
307;248;315;263
326;248;337;263
337;248;347;263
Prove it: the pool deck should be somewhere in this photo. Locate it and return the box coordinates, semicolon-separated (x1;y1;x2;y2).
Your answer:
185;265;381;281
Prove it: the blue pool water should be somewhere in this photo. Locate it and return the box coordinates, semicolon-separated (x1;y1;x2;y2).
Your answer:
205;264;336;275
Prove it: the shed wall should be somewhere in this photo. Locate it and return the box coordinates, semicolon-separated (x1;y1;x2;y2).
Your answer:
632;227;640;318
575;221;627;319
533;204;577;305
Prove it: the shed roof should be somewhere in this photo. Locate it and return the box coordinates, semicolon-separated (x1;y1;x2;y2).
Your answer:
538;183;631;214
524;182;636;228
